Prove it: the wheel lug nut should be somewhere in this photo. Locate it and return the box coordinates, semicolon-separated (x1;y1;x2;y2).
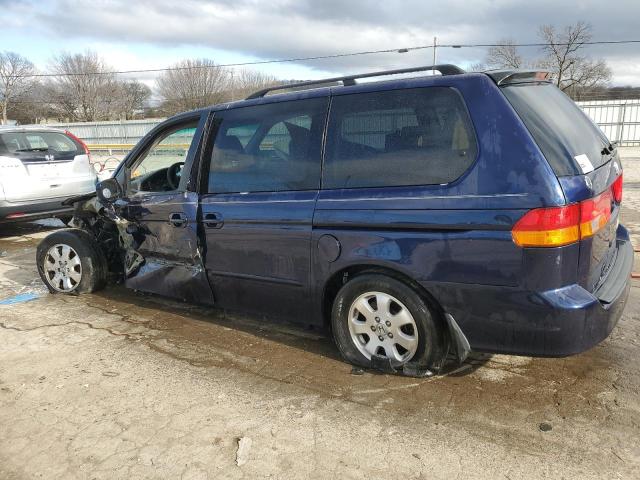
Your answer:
375;317;380;323
378;335;384;341
388;333;393;338
385;321;391;327
370;326;376;332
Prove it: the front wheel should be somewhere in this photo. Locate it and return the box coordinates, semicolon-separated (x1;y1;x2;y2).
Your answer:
36;229;107;294
331;274;447;374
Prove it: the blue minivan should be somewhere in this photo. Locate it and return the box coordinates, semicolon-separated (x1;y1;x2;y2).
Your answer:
37;65;632;376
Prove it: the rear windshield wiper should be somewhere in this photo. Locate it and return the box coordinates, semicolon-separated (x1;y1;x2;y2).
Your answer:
601;142;617;156
15;147;49;152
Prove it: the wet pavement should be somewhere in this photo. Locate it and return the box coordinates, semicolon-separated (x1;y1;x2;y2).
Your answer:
1;153;640;479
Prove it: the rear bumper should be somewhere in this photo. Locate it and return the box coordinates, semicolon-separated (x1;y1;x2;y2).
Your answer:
423;224;633;357
0;196;75;223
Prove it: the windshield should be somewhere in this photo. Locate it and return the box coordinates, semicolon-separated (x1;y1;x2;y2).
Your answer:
503;83;610;176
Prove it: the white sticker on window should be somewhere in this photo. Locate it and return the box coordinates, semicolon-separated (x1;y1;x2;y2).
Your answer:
574;154;594;174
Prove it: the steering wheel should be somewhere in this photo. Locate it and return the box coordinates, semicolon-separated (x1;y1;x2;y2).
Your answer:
166;162;185;190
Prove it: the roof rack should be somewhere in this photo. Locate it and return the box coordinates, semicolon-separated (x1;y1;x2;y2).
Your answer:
245;64;465;100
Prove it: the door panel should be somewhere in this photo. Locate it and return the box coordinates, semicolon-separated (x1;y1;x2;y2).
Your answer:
201;191;317;318
119;113;214;304
126;192;199;261
124;191;214;304
201;96;329;320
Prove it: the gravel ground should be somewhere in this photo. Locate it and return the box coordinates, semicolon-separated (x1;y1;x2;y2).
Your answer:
1;149;639;479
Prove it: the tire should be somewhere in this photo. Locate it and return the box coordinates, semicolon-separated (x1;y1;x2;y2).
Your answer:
36;229;107;294
331;274;447;373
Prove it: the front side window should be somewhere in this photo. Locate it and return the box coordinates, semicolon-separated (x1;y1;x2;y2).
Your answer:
208;97;328;193
323;87;477;189
128;121;198;193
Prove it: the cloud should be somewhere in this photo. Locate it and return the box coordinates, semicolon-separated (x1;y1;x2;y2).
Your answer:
6;0;640;84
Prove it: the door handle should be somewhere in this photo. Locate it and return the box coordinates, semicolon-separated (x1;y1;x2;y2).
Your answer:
204;212;224;229
169;212;188;228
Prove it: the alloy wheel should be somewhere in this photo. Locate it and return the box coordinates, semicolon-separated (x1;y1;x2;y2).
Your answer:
347;291;419;366
43;244;82;292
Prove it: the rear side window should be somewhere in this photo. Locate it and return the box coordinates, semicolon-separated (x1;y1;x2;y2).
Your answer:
503;83;609;176
323;87;477;189
208;97;328;193
0;131;80;156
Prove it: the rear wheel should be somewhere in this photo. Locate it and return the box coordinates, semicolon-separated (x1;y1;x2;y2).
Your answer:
331;274;447;373
37;229;107;294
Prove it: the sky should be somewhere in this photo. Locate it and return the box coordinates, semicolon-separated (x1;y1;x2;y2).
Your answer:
1;0;640;86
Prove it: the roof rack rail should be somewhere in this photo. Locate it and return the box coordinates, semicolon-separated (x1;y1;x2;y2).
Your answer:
245;64;465;100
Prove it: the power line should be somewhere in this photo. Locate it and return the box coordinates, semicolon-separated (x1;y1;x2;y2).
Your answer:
13;39;640;79
441;39;640;48
23;47;434;78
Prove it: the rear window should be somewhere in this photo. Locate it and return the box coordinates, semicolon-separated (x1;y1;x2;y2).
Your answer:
0;131;80;156
502;83;610;176
323;87;477;189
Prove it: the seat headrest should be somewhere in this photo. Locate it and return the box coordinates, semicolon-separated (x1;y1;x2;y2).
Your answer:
216;134;243;153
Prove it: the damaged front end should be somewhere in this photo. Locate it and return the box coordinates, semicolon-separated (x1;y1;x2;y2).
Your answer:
61;181;214;305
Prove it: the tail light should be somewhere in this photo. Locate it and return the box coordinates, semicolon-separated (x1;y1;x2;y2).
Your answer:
612;173;623;203
579;189;612;238
512;174;622;247
65;130;91;159
512;204;580;247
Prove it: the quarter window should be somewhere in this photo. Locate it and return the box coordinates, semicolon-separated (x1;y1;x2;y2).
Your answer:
503;83;610;176
323;87;477;189
208;98;328;193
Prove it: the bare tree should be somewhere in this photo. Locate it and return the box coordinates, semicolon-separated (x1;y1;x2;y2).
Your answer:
114;80;151;119
48;51;120;121
468;62;487;72
228;68;281;100
0;52;36;124
6;81;53;124
538;22;611;95
157;59;231;115
486;39;523;69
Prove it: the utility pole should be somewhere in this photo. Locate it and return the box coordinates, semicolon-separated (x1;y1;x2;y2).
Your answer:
230;68;235;102
432;36;437;73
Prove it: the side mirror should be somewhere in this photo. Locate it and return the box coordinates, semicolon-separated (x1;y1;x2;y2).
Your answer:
96;178;122;203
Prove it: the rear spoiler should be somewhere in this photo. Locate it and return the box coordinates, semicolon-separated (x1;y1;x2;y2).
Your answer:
486;70;552;86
